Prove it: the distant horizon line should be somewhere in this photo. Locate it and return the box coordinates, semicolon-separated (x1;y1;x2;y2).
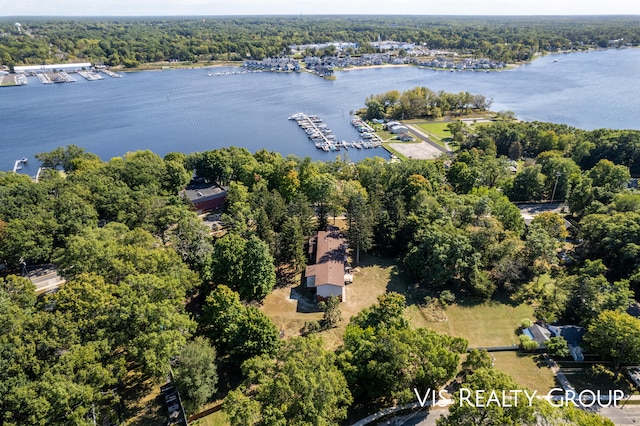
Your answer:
3;13;640;18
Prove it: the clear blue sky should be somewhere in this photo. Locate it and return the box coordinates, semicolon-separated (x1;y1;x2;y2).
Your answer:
4;0;640;16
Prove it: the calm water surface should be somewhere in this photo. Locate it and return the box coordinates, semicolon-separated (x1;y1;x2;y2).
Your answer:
1;48;639;173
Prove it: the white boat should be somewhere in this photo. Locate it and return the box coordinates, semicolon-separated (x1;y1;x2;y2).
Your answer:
20;157;28;163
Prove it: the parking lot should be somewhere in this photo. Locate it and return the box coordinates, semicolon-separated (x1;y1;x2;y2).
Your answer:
387;141;445;160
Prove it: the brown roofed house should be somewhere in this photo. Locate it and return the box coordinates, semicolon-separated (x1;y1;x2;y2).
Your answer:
305;228;350;302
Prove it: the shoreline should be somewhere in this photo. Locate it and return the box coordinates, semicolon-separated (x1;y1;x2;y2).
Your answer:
338;63;412;72
112;60;243;72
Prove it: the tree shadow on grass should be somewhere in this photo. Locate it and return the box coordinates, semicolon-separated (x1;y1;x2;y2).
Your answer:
272;265;321;312
275;265;300;289
119;370;167;425
290;283;322;313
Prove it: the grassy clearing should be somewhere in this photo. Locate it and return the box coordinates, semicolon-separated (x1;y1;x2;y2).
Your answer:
191;410;230;426
491;352;558;393
422;297;534;348
262;254;535;351
375;129;395;141
415;122;454;140
260;281;324;341
262;255;409;350
469;120;494;129
412;123;449;150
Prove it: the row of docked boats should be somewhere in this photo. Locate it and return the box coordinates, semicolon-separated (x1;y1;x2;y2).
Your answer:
207;70;263;76
34;71;75;84
351;117;384;143
77;70;104;81
26;69;120;85
289;112;339;151
289;112;382;152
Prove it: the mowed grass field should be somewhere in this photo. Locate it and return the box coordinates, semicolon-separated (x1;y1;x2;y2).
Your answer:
421;298;534;348
491;352;558;393
414;121;454;140
191;410;229;426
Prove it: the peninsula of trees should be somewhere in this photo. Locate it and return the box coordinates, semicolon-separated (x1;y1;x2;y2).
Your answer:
1;16;640;68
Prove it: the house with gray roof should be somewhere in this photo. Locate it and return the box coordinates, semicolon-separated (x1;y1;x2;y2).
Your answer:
524;322;585;361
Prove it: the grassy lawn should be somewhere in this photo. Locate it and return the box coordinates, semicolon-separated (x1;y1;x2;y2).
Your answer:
262;255;536;351
415;121;454;140
421;297;534;348
262;255;409;350
260;281;324;341
469;121;495;129
490;352;558;393
191;411;229;426
375;129;395;141
412;123;451;150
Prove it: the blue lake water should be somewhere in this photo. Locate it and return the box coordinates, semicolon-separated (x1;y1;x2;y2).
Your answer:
1;48;639;173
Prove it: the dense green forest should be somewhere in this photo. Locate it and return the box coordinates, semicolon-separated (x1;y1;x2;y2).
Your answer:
1;16;640;67
1;110;639;423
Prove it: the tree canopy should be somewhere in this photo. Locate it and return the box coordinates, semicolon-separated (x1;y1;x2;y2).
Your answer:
224;336;352;426
2;16;639;67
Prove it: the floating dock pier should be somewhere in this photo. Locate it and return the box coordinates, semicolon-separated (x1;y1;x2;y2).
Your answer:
351;117;383;145
289;113;381;152
12;157;27;173
78;70;104;81
100;69;122;78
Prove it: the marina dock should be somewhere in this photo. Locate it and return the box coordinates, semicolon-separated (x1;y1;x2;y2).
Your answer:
100;69;122;78
208;69;263;76
3;67;122;88
289;112;382;152
350;117;383;145
12;157;27;173
57;71;76;82
36;73;52;84
78;70;104;81
0;74;27;87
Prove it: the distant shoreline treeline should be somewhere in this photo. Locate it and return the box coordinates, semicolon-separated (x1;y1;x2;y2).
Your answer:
1;16;639;68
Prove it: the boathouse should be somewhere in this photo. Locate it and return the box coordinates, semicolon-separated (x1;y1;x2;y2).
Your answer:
13;63;92;73
305;228;351;302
